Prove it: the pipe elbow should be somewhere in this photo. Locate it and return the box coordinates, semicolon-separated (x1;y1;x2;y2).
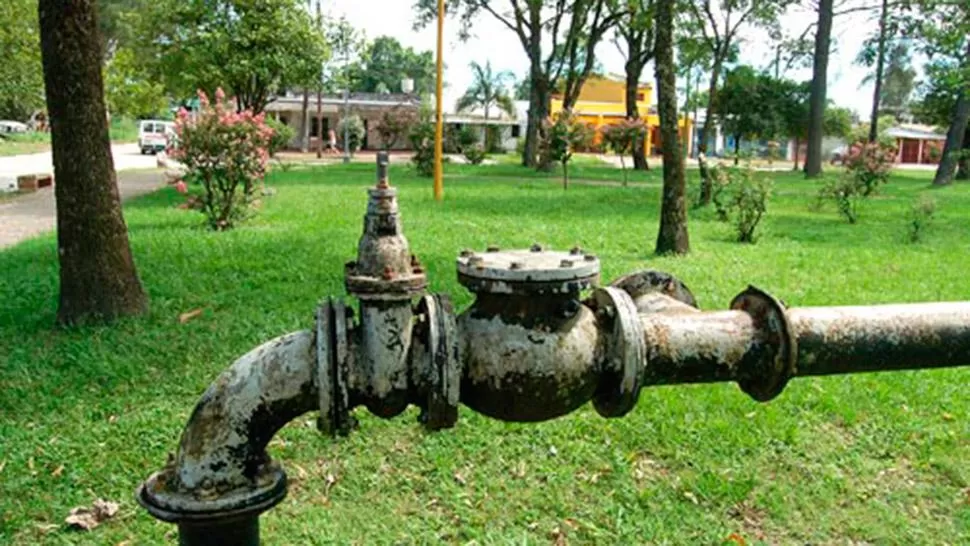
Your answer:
174;330;317;492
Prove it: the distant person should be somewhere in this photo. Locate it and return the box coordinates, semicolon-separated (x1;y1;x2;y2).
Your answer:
328;128;337;153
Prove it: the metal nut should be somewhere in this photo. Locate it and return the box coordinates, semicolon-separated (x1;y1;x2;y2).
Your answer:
570;246;582;256
584;254;597;262
460;249;474;258
486;245;500;253
510;261;524;270
530;243;543;252
468;256;485;268
560;259;574;268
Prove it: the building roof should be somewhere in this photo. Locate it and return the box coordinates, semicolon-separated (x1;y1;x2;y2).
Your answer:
886;124;946;140
267;91;421;111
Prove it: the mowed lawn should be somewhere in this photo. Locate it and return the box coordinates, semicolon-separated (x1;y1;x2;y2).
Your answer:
0;160;968;545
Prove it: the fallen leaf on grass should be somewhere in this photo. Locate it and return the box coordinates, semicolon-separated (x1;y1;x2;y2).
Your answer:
683;491;700;505
724;533;747;546
941;412;954;422
453;472;466;486
178;308;204;324
0;460;5;474
52;465;64;477
35;523;59;535
65;499;119;531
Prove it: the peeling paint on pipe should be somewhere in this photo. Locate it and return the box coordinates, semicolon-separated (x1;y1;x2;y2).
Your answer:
788;302;970;376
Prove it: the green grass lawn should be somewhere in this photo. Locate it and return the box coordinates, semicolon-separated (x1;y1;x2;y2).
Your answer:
0;162;968;545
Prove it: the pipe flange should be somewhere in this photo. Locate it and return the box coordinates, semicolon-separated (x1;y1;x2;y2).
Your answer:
416;294;461;430
457;248;600;296
609;270;699;311
730;286;797;402
136;463;286;524
316;298;354;437
592;287;647;418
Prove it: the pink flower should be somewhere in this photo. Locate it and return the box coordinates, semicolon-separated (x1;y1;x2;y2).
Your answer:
175;180;188;194
215;87;226;103
198;90;210;108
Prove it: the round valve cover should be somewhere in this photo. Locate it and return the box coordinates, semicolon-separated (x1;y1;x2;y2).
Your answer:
457;247;600;295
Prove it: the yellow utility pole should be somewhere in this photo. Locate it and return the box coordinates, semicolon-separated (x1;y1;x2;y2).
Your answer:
433;0;445;201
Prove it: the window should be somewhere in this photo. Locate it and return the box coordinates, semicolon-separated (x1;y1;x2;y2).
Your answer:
511;125;521;138
311;118;320;138
636;92;645;101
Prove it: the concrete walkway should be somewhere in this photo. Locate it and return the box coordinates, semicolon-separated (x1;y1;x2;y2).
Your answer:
0;169;165;250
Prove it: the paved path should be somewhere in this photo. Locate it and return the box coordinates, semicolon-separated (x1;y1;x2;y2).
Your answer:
0;143;159;179
0;169;165;250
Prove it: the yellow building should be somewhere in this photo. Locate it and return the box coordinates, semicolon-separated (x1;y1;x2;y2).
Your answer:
550;75;693;157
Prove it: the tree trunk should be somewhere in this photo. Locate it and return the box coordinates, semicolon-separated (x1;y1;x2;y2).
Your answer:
625;63;649;170
958;126;970;181
792;136;800;171
933;89;970;186
522;26;545;169
697;57;723;204
654;0;689;255
734;135;741;164
38;0;148;325
683;66;692;158
868;0;888;143
300;90;310;153
805;0;834;178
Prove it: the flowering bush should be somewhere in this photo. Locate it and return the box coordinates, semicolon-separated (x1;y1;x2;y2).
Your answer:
843;140;896;196
540;112;594;189
169;89;274;230
337;115;365;155
600;118;646;186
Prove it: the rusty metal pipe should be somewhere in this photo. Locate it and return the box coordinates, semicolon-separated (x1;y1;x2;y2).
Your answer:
788;302;970;376
638;301;970;399
137;330;318;545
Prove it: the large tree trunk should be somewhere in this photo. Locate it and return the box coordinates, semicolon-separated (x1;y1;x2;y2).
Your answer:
792;136;800;171
958;126;970;181
696;57;723;204
805;0;834;178
522;26;545;169
625;63;649;170
39;0;148;325
868;0;888;143
933;89;970;186
653;0;689;255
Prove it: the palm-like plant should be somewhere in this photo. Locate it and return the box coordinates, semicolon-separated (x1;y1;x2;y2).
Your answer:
455;61;515;121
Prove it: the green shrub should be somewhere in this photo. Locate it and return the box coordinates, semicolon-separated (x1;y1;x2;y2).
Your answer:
463;145;487;165
818;177;863;224
730;170;771;243
457;126;479;153
907;195;937;243
337;115;365;155
265;117;294;157
409;119;435;177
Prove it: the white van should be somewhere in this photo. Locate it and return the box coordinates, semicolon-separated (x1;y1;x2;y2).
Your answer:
138;120;174;155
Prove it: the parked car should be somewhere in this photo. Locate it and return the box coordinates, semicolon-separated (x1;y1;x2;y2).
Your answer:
0;121;29;135
138;120;174;155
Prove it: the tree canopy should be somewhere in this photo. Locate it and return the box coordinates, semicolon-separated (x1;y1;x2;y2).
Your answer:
348;36;434;95
135;0;327;113
0;0;45;120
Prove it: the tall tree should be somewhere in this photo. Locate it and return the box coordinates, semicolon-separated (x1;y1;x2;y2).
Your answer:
0;0;45;121
654;0;689;255
348;36;435;95
38;0;148;325
138;0;326;113
614;0;656;170
414;0;618;169
804;0;833;178
879;43;916;119
455;61;515;120
913;72;969;180
685;0;788;204
865;0;889;142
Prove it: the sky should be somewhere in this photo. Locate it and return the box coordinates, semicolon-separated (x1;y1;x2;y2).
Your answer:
325;0;894;119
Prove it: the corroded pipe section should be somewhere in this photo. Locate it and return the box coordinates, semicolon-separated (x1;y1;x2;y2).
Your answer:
137;331;317;544
638;298;970;398
788;302;970;376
